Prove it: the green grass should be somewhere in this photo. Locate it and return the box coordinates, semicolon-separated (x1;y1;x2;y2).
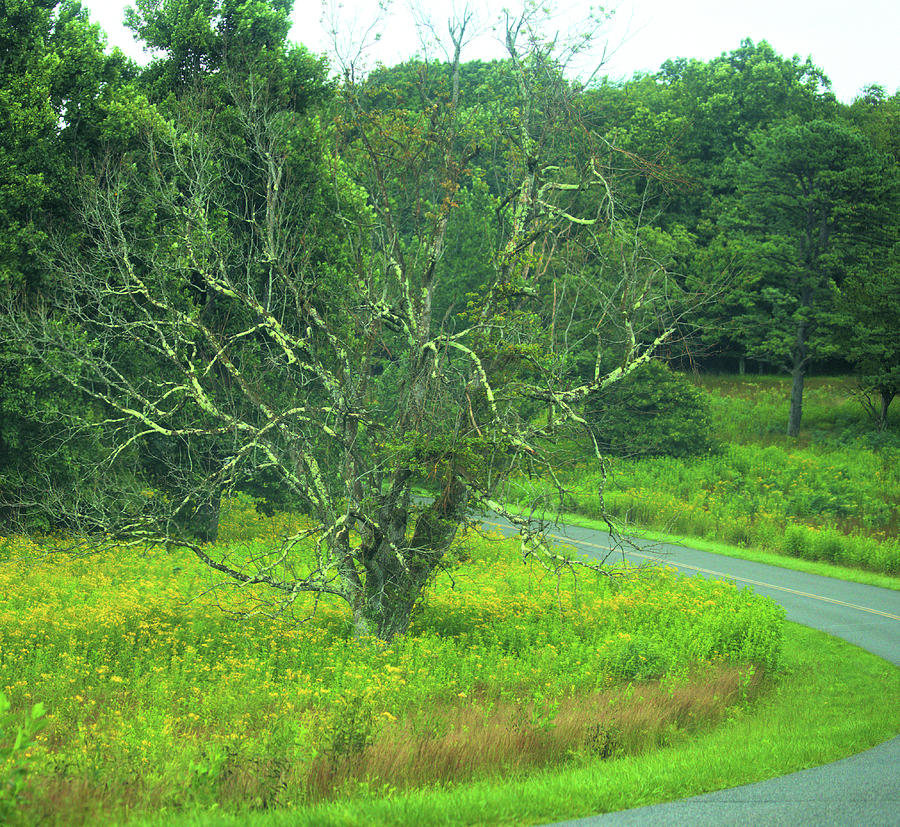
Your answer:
700;374;900;447
125;623;900;826
4;499;898;826
1;522;783;826
633;526;900;591
510;374;900;578
505;507;900;593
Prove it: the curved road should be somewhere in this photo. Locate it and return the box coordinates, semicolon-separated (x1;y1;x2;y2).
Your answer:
480;516;900;827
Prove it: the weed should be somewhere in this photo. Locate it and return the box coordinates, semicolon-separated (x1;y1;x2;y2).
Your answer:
0;690;47;824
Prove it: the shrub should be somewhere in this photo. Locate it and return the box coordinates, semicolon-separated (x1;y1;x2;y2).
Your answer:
586;361;716;458
811;528;843;563
783;525;810;558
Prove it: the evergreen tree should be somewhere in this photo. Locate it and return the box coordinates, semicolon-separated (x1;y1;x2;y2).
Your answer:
716;119;888;435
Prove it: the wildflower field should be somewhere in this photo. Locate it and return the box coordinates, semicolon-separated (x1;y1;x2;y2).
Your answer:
516;376;900;575
0;501;783;826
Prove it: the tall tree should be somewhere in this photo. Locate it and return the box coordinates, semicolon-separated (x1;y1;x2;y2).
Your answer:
839;247;900;429
569;41;837;372
5;8;692;640
0;0;136;530
718;118;887;435
657;39;832;167
838;87;900;428
1;0;60;295
125;0;296;98
121;0;333;539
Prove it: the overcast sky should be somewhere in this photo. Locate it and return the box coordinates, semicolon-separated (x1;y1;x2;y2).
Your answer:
82;0;899;103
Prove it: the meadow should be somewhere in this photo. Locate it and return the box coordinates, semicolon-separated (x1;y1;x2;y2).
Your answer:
3;376;898;825
0;498;784;826
512;376;900;575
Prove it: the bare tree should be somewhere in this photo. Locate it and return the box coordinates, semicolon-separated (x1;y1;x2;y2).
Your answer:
6;9;690;640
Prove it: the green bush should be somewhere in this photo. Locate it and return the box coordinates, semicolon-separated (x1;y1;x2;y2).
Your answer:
783;525;810;558
586;361;716;458
811;528;843;563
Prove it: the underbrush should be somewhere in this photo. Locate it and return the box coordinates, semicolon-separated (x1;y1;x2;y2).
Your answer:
514;375;900;574
0;521;781;825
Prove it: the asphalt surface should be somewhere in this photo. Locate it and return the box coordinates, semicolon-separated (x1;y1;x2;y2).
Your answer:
478;516;900;827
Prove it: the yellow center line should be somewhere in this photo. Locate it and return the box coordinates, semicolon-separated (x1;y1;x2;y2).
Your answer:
481;519;900;623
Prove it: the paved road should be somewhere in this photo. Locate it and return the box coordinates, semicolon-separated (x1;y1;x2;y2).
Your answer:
479;516;900;827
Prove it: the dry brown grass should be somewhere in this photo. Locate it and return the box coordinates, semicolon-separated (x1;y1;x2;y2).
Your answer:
302;663;763;802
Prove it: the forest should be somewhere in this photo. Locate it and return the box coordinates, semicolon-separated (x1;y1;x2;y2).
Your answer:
2;1;899;824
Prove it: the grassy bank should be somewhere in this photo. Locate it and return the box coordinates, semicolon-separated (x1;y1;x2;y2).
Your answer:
2;495;898;826
130;625;900;826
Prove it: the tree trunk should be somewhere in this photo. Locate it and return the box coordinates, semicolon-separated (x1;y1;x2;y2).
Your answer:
352;553;435;639
176;490;221;543
194;492;221;543
787;303;809;438
352;583;420;641
738;356;746;375
879;390;894;431
787;366;805;437
353;478;467;640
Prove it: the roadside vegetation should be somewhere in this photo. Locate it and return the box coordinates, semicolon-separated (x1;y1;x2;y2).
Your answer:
4;528;897;827
126;625;900;827
1;500;785;825
3;390;899;825
513;375;900;577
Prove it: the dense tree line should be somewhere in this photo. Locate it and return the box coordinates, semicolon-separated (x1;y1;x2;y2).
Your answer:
1;0;897;636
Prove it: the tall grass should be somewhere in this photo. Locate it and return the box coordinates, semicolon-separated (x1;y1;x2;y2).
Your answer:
0;510;782;825
513;375;900;574
124;624;900;827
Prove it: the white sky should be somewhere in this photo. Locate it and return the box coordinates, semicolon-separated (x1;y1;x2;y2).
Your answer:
82;0;900;103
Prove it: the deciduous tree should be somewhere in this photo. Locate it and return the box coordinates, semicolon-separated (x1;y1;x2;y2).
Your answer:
0;0;137;530
7;6;692;640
